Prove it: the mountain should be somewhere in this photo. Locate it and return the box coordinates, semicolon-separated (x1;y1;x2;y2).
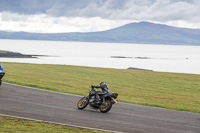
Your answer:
1;21;200;45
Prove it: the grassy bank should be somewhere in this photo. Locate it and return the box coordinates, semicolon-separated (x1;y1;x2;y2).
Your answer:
0;115;109;133
2;62;200;113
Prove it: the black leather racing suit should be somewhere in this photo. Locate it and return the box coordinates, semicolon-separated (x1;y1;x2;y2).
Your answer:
91;85;109;104
91;85;109;94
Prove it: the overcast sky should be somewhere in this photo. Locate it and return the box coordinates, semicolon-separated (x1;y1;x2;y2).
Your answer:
0;0;200;33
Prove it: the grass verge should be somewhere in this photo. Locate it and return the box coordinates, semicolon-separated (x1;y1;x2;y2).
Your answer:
0;115;109;133
2;62;200;113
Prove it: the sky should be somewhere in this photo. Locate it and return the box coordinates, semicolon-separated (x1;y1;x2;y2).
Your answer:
0;0;200;33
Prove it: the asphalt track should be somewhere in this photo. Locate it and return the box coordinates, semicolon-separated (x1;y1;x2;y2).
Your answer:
0;82;200;133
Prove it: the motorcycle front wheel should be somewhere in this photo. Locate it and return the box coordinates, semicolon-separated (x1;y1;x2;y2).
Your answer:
100;99;112;113
77;97;89;110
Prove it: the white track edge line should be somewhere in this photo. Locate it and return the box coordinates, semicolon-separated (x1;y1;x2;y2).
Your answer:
2;82;166;107
3;82;129;104
2;82;180;108
3;82;82;97
0;113;123;133
3;82;197;114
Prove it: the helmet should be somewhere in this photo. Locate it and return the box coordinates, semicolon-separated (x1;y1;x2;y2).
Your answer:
100;81;106;87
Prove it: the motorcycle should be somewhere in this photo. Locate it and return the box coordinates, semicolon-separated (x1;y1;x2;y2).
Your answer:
0;62;5;86
77;86;118;113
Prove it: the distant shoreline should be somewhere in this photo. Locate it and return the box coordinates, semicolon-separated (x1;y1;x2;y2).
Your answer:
1;21;200;46
0;50;39;58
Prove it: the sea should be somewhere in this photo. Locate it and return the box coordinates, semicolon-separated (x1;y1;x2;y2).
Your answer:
0;39;200;75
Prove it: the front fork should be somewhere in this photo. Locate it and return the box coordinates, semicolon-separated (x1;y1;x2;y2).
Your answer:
81;96;89;104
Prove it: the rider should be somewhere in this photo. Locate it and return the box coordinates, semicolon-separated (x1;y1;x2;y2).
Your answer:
0;62;3;72
91;81;109;105
0;62;5;86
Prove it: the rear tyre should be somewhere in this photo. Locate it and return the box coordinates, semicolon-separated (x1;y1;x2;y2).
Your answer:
77;97;89;110
100;99;112;113
0;80;2;86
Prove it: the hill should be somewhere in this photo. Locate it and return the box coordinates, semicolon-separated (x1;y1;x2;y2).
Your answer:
1;21;200;45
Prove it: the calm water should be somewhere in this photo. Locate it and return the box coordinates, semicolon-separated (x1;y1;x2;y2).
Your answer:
0;39;200;74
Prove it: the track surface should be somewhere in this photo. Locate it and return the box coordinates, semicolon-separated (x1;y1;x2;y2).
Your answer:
0;82;200;133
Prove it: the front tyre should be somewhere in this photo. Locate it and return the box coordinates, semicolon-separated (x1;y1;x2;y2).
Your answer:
100;99;112;113
0;80;2;86
77;97;89;110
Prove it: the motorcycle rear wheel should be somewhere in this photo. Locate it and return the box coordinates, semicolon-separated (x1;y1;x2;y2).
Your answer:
100;99;112;113
77;97;89;110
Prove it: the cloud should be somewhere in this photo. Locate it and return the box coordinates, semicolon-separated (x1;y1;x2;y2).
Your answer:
1;0;200;21
0;12;131;33
0;0;200;33
35;0;200;23
65;0;200;23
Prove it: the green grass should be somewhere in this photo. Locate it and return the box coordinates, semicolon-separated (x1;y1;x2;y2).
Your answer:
0;115;109;133
2;62;200;113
